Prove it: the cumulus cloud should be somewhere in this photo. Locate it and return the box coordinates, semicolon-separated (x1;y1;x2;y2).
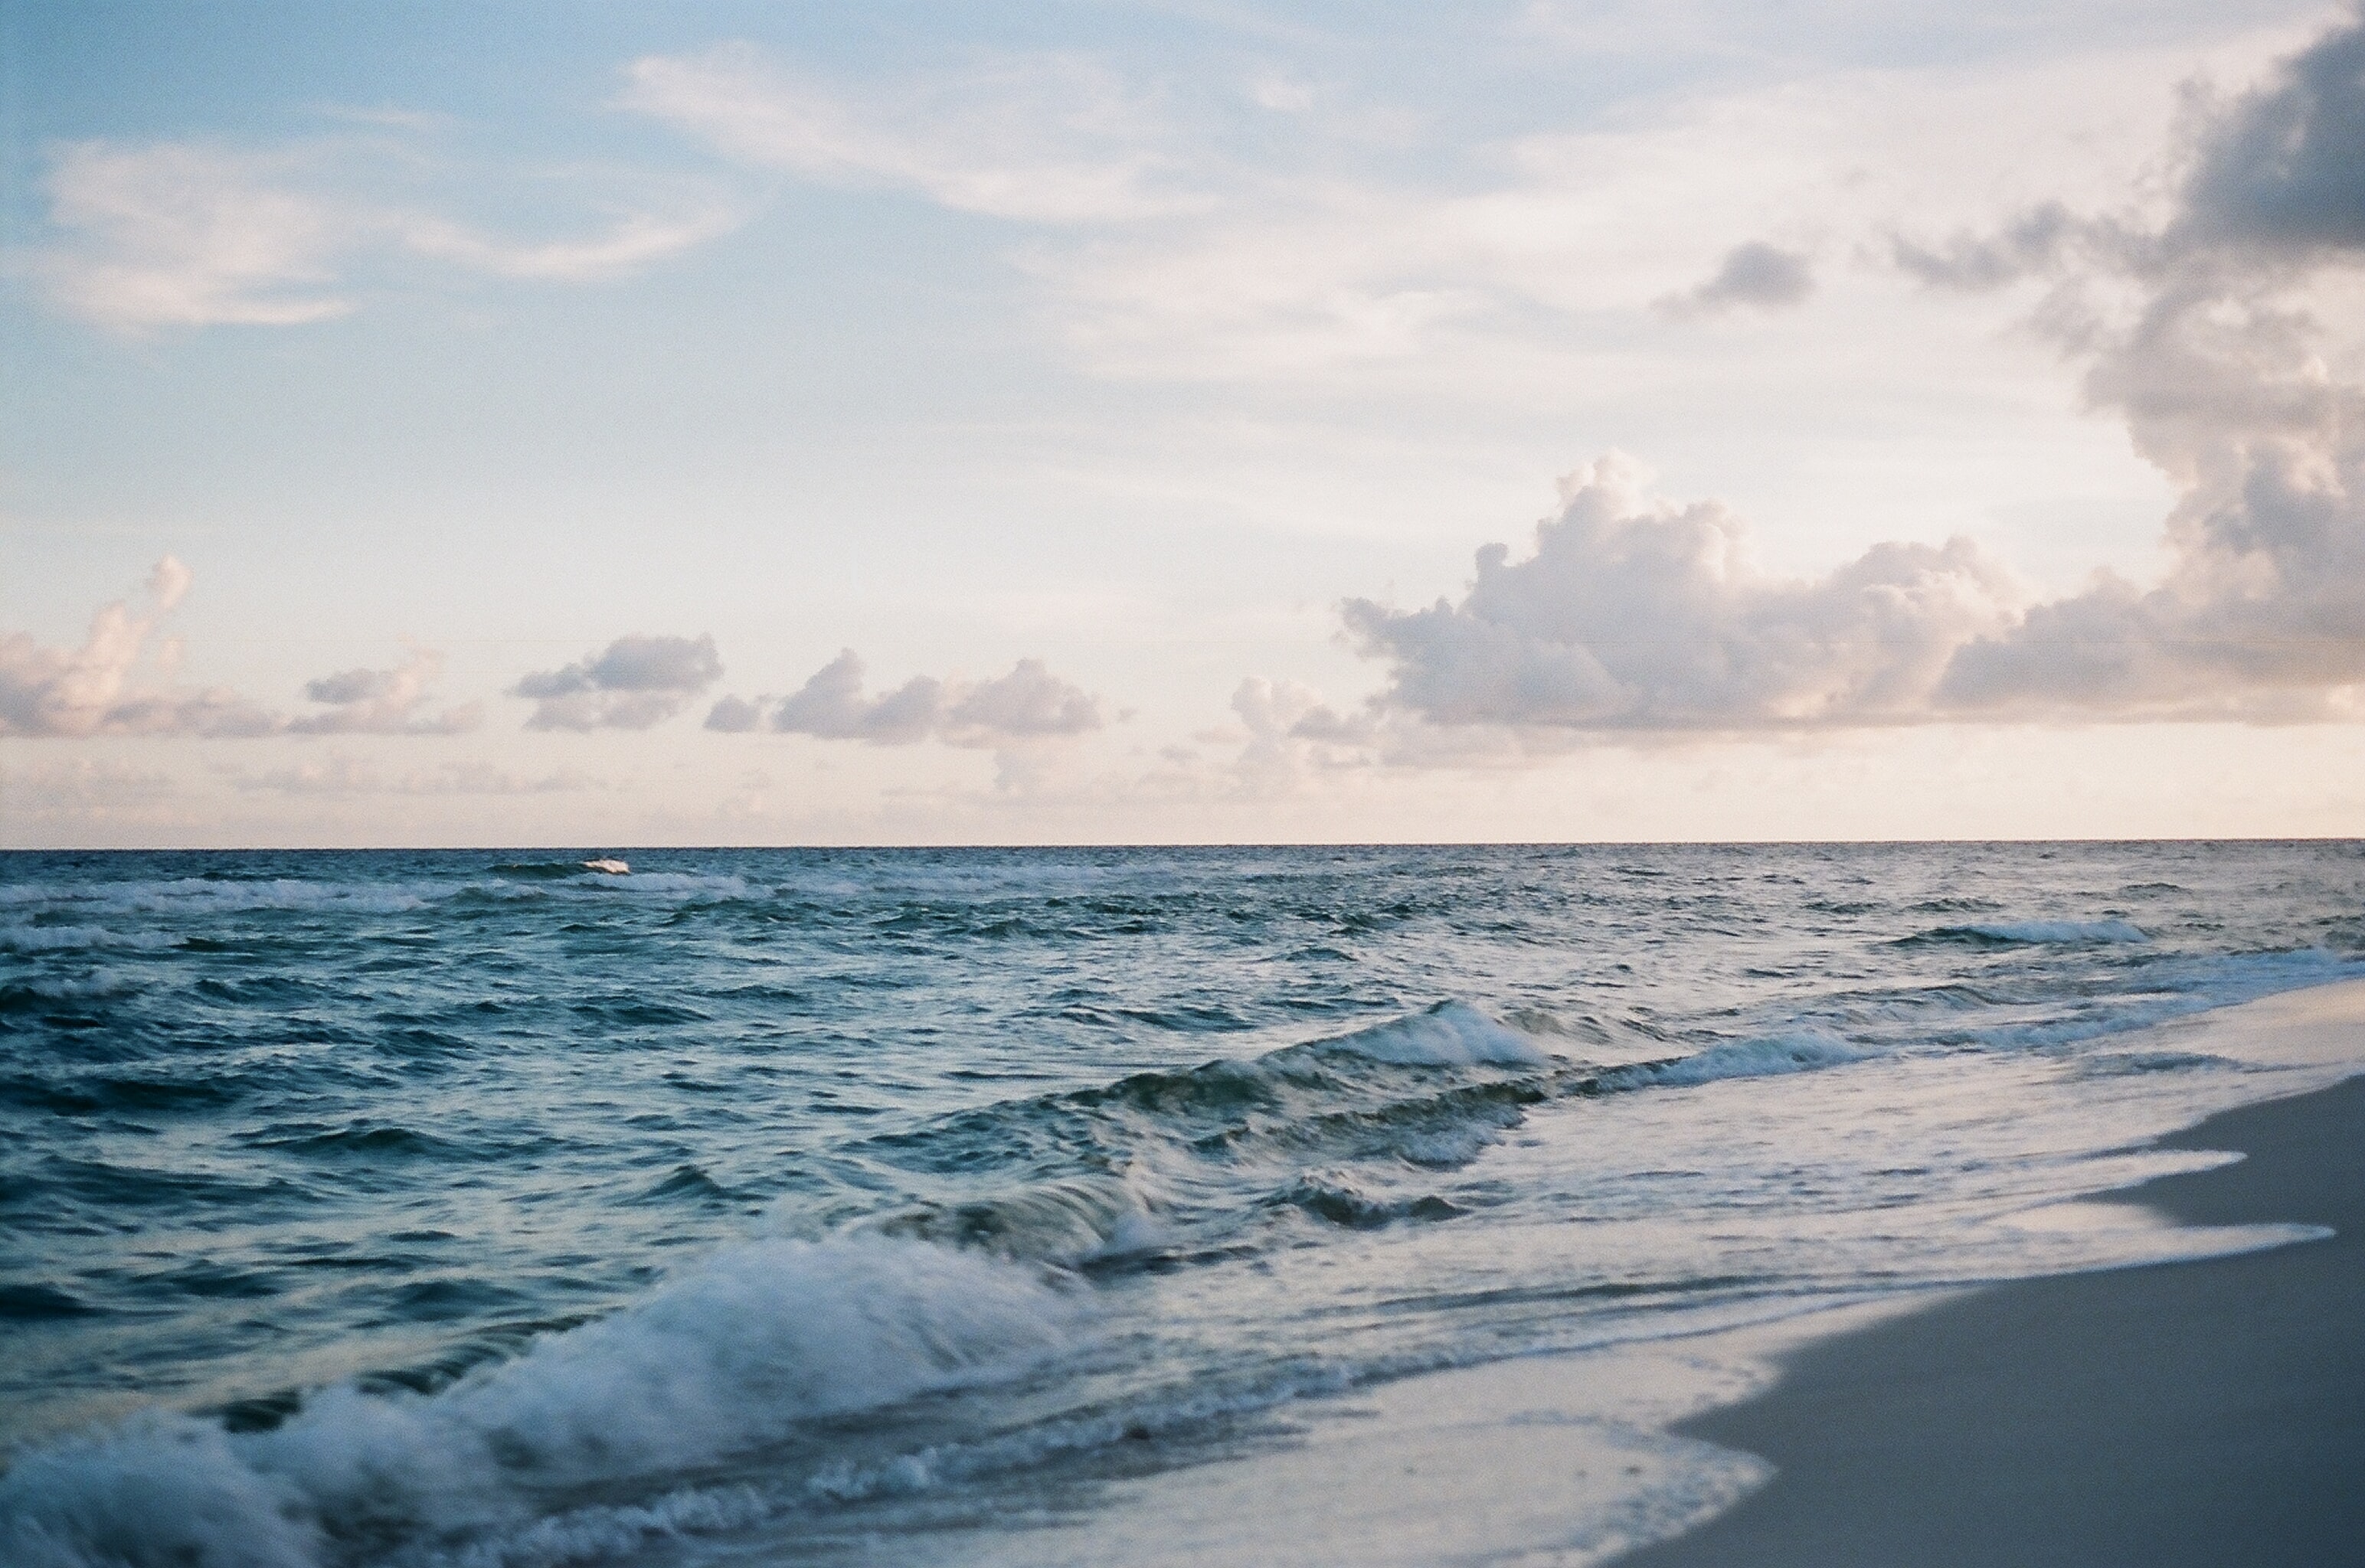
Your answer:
942;658;1104;743
711;648;1106;747
512;635;723;731
1656;240;1814;318
762;649;947;743
32;137;738;332
702;693;767;734
289;649;481;735
1346;454;2019;732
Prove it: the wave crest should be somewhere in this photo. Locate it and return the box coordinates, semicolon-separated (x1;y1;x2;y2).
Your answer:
1905;919;2149;948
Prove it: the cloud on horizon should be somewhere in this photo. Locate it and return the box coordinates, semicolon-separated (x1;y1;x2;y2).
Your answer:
231;755;597;796
707;648;1106;747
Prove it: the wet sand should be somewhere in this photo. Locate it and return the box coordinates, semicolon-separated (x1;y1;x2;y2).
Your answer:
1617;1072;2365;1568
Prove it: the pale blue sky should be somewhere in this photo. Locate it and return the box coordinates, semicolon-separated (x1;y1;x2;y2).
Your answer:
6;1;2363;844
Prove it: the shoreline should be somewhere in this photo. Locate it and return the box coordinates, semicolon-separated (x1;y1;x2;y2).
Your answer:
1617;1067;2365;1567
902;979;2365;1568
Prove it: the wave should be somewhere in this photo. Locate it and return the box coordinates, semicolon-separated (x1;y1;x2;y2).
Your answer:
0;1236;1078;1568
1317;1000;1551;1067
1271;1174;1466;1229
0;975;142;1009
1598;1031;1871;1089
846;1004;1899;1269
1905;919;2149;948
0;925;181;953
870;1174;1167;1263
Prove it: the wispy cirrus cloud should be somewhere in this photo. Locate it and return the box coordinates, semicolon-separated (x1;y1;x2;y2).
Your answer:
622;44;1198;225
619;29;2233;387
30;134;741;332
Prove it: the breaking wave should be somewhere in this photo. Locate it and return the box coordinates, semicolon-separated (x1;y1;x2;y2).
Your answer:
0;1236;1078;1568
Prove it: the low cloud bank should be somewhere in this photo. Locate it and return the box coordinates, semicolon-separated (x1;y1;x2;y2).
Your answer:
1;561;476;738
707;649;1104;747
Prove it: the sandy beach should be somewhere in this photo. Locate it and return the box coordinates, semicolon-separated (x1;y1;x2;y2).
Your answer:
1621;1070;2365;1566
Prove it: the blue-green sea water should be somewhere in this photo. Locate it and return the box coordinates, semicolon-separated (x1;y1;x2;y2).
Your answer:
2;843;2362;1566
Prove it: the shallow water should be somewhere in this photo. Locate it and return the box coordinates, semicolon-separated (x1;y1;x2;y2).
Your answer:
2;842;2361;1566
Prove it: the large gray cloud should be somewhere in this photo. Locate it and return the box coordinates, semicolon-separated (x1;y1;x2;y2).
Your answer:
1357;16;2365;737
512;634;722;730
2177;19;2365;254
1;560;478;738
1918;15;2365;719
708;648;1105;746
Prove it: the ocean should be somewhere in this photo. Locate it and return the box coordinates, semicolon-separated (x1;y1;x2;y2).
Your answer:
2;841;2362;1566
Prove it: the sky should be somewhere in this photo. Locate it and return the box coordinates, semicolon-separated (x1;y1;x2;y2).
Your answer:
5;0;2365;846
